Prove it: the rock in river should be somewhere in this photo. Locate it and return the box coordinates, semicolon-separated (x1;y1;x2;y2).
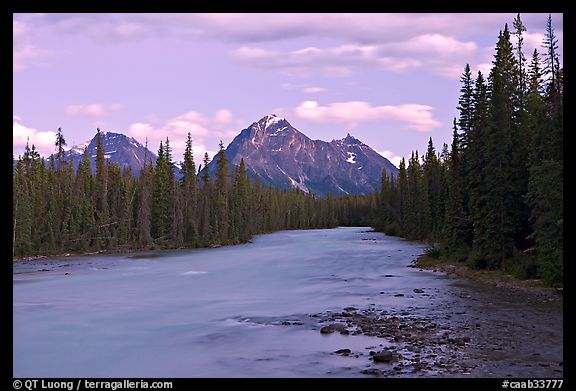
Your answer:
320;326;334;334
334;349;352;355
361;368;384;376
372;350;395;363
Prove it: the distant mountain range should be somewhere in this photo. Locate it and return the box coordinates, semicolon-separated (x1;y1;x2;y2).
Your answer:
55;131;158;176
50;115;398;196
205;114;398;196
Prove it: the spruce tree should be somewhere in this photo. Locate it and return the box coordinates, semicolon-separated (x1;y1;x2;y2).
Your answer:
444;120;470;259
215;141;229;241
182;133;198;244
474;26;518;268
137;152;153;247
95;129;110;249
423;137;442;240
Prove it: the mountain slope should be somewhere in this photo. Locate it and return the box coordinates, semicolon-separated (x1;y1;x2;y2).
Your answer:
207;114;398;196
57;131;157;176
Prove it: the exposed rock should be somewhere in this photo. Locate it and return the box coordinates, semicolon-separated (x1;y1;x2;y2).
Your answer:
414;289;425;294
205;115;398;197
334;349;352;355
329;323;347;332
361;368;383;376
372;350;395;363
52;131;159;178
320;326;334;334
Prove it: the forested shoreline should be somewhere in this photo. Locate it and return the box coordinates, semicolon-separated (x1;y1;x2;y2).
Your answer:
13;130;344;259
339;15;563;287
13;15;562;287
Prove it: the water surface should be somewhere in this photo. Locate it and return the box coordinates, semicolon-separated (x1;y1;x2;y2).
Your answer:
14;227;446;377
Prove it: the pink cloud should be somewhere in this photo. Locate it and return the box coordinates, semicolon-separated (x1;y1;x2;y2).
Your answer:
214;109;234;125
16;14;562;55
126;109;243;166
280;100;441;131
302;86;327;94
65;103;125;118
13;20;51;72
378;150;403;168
15;13;561;78
233;35;478;79
13;116;57;157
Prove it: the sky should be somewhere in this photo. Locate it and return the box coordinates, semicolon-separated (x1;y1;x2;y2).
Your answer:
13;13;563;168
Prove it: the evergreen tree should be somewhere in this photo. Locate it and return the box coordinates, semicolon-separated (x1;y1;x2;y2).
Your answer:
199;152;213;242
378;168;391;231
55;127;66;169
457;64;474;147
444;120;470;259
526;49;546;162
94;129;110;249
512;13;527;106
13;160;33;256
214;141;229;241
137;152;153;247
397;158;408;234
235;159;250;241
542;14;560;96
423;137;442;240
182;133;198;244
151;140;171;241
76;147;95;250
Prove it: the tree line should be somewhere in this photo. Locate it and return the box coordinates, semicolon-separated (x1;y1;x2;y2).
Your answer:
345;15;561;286
12;14;561;287
13;132;340;257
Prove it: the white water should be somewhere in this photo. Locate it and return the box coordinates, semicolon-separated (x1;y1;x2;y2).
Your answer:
13;227;452;377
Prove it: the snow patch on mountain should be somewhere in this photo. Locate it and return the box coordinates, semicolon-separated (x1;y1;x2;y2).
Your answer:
68;139;91;154
205;114;399;196
289;176;309;193
336;184;349;195
263;114;285;130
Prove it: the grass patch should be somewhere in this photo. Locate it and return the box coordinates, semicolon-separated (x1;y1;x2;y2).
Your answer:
424;245;442;258
416;254;459;268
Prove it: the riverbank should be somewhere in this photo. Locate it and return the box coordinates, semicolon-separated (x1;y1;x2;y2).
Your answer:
292;255;564;377
413;255;563;306
12;239;251;263
301;279;563;377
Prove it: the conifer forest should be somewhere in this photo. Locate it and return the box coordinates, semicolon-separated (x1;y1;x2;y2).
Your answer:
13;15;562;286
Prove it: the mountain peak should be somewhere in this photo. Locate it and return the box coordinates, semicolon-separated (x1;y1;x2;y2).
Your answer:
214;116;399;197
257;114;287;131
343;133;362;144
56;130;158;177
332;133;363;147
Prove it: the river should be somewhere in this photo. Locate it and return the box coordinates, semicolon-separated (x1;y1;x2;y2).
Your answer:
13;227;562;377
